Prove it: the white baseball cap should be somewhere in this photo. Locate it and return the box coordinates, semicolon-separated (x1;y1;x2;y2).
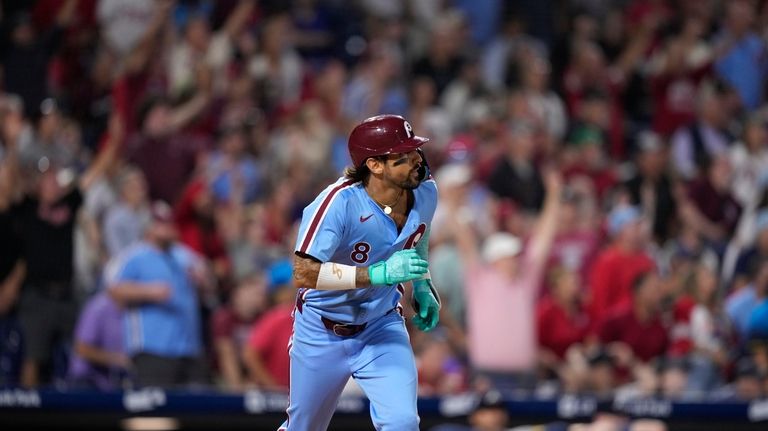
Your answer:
481;232;522;263
435;163;472;188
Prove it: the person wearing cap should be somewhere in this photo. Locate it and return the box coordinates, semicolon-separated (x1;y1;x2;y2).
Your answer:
586;204;655;325
448;167;562;394
732;210;768;289
284;114;439;430
106;200;213;388
242;260;296;391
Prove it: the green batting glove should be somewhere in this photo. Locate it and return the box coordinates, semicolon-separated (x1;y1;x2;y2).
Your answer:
368;249;429;285
411;279;440;331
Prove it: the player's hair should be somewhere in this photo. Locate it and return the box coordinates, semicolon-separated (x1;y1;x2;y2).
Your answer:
343;156;386;184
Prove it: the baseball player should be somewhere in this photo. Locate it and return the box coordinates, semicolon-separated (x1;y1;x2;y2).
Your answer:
279;114;441;430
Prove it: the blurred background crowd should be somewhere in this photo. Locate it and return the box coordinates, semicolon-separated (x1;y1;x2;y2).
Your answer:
1;0;768;415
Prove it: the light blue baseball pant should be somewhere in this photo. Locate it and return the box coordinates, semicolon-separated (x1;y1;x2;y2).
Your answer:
278;304;419;431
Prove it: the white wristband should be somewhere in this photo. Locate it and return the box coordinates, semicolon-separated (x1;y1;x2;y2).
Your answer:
316;262;357;290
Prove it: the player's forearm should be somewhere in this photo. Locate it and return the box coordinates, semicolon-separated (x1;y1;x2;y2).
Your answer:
293;254;370;289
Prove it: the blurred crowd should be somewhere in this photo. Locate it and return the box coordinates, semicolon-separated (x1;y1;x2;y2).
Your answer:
1;0;768;416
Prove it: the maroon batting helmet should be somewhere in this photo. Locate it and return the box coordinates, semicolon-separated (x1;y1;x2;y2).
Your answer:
348;114;429;167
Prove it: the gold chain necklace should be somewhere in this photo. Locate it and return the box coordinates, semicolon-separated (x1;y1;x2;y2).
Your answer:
373;189;404;215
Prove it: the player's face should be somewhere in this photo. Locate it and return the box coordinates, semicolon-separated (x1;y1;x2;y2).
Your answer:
382;150;423;190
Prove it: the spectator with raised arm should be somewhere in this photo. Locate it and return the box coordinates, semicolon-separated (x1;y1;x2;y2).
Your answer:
450;168;562;394
8;114;120;387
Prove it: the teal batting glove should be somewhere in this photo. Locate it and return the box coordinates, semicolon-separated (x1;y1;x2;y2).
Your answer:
368;249;429;285
411;279;440;331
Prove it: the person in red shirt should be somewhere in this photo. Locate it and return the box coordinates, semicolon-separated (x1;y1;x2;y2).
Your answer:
537;267;590;365
243;259;295;390
587;205;655;326
598;271;669;365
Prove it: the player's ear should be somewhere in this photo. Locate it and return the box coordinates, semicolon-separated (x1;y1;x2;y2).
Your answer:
365;157;385;175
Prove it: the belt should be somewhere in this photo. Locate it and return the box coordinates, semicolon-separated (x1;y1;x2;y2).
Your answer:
321;317;367;337
295;289;403;338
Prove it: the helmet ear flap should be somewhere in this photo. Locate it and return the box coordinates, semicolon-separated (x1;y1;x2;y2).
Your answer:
416;149;431;182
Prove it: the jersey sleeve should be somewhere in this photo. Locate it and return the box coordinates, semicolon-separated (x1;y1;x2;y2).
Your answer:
418;178;439;221
294;181;352;262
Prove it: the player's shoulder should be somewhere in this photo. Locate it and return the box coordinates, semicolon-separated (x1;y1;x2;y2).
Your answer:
415;176;438;199
302;177;361;219
312;177;361;204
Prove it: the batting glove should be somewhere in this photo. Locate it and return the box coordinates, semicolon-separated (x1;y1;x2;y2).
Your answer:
411;279;440;331
368;249;429;286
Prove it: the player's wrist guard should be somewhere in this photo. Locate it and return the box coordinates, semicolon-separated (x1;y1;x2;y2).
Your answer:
316;262;357;290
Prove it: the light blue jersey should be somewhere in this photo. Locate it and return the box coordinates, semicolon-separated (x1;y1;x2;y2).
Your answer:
105;242;203;357
295;176;438;324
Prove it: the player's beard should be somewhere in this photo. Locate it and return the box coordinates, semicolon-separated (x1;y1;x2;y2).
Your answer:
395;165;422;190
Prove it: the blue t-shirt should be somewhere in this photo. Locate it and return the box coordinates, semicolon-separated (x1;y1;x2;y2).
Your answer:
295;176;438;324
106;242;202;357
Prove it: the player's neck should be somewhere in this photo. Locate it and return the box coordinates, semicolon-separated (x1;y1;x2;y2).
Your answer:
365;180;403;208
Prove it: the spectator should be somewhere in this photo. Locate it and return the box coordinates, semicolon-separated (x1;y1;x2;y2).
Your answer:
714;0;768;111
670;84;733;180
597;271;669;367
648;17;713;137
587;205;655;325
411;14;466;98
248;14;305;113
0;113;25;385
623;131;678;244
679;155;742;249
67;290;127;391
125;94;212;204
732;211;768;289
537;267;590;366
451;169;562;394
430;389;509;431
210;273;268;391
686;263;730;393
8;122;119;387
546;177;600;292
205;125;264;205
0;1;77;118
102;166;150;258
107;201;212;388
416;334;467;397
729;115;768;244
173;179;229;288
486;121;545;212
726;259;768;345
242;260;295;390
561;124;618;202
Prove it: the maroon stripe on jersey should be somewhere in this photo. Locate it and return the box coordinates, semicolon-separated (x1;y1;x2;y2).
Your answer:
299;180;355;253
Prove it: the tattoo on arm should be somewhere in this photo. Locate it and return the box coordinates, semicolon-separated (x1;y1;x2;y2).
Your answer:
293;254;372;289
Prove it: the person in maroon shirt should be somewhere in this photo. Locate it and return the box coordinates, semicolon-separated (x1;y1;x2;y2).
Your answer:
537;267;590;364
679;155;742;249
598;271;669;365
587;205;655;326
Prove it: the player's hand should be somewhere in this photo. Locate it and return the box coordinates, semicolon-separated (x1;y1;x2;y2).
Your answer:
411;279;440;331
368;249;428;285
